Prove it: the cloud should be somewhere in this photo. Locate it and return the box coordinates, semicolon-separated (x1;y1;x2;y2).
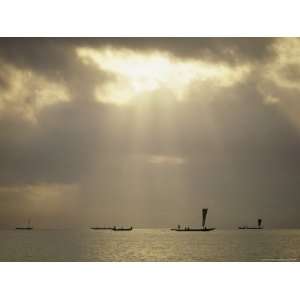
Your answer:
0;38;300;228
0;39;114;111
76;37;277;65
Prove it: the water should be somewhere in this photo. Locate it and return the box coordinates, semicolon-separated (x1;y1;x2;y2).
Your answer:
0;229;299;261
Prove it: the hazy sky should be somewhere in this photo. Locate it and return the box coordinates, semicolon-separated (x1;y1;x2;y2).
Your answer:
1;38;300;228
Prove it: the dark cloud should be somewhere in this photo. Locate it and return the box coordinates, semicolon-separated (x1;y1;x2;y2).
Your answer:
0;37;277;70
89;37;277;64
0;70;10;89
0;38;113;102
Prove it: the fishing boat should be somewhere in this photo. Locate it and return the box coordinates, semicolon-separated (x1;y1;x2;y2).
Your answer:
112;226;133;231
15;219;33;230
238;218;263;230
90;227;113;230
171;208;216;232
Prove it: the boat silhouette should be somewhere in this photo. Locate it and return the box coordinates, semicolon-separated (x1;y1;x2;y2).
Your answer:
238;218;263;230
90;227;113;230
112;226;133;231
15;219;33;230
171;208;216;232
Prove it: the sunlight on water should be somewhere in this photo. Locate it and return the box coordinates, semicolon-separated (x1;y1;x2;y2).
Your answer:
0;229;299;261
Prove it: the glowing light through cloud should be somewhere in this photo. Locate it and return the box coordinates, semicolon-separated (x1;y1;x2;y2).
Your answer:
258;38;300;131
77;47;250;105
0;63;69;121
263;38;300;91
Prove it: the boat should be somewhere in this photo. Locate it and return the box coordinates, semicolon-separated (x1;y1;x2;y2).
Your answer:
171;208;216;232
171;227;215;232
90;227;113;230
112;226;133;231
238;218;263;230
15;219;33;230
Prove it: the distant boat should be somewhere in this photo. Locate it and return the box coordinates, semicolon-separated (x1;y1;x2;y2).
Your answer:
238;218;263;230
112;226;133;231
171;208;216;232
16;219;33;230
90;227;113;230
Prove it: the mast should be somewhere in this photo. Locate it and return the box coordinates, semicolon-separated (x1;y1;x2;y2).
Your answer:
202;208;208;228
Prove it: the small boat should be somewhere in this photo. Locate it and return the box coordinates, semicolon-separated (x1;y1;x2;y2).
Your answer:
16;219;33;230
238;218;263;230
112;226;133;231
171;227;215;232
90;227;113;230
171;208;216;232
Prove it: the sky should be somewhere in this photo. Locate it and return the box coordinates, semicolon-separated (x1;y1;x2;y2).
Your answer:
0;37;300;229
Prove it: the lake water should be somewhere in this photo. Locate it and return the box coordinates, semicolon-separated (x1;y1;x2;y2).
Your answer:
0;229;299;261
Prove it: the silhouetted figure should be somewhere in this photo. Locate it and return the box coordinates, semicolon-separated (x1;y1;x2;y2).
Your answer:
258;218;262;228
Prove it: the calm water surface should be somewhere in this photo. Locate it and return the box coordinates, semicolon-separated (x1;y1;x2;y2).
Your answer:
0;229;299;261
